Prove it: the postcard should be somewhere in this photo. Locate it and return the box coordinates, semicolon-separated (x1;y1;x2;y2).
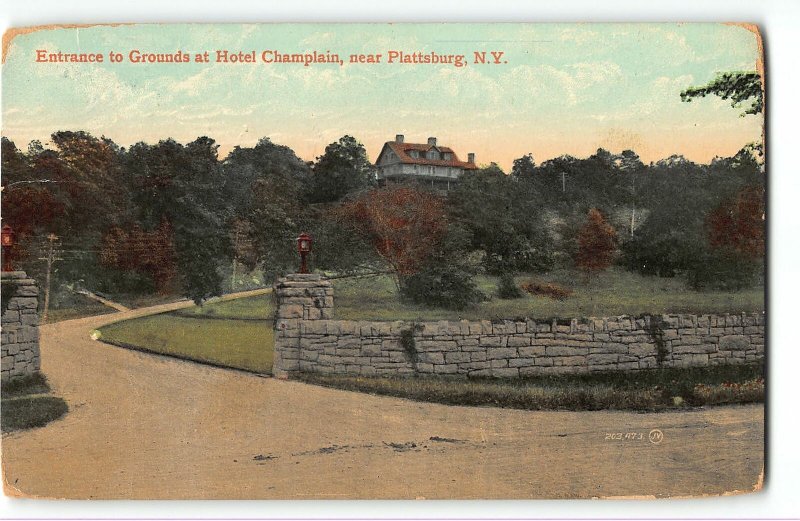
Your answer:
0;23;764;499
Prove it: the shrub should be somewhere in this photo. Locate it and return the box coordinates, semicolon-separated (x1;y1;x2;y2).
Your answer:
692;378;764;405
400;264;484;310
684;247;762;290
497;273;523;299
520;280;573;300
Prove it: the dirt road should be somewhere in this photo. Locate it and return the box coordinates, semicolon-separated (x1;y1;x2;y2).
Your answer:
2;301;763;499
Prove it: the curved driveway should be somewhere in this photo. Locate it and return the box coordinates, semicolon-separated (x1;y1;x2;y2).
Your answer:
2;300;763;499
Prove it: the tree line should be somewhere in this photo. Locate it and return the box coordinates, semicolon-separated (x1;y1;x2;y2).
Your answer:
1;129;764;309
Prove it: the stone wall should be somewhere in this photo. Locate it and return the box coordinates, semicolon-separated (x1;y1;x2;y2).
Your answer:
272;275;765;378
1;271;41;383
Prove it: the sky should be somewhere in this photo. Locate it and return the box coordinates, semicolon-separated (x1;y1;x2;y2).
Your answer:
1;23;763;170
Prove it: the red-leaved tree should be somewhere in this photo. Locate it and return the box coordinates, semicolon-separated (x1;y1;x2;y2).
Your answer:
337;186;447;287
707;184;765;259
575;208;618;277
100;219;177;293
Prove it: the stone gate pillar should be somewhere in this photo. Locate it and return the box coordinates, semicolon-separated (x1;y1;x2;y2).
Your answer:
1;271;41;383
272;274;333;378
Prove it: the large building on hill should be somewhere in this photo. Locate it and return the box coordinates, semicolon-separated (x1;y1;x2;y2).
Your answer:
375;134;478;189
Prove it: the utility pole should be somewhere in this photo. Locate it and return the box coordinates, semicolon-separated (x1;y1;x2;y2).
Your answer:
629;173;637;237
39;233;62;322
231;225;241;290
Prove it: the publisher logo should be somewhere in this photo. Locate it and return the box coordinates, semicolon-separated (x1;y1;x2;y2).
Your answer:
649;429;664;444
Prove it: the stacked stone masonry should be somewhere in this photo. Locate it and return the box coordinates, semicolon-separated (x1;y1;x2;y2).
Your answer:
272;275;765;378
1;271;41;383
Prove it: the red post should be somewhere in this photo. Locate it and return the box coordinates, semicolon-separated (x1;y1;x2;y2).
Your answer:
1;224;15;272
296;232;312;274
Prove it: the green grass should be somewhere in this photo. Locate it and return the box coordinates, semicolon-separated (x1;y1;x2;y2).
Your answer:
332;268;764;321
298;363;764;412
159;268;763;324
1;373;68;433
176;293;273;320
97;313;274;374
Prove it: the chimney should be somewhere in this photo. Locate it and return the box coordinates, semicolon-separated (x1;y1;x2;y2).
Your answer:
427;137;437;146
468;152;475;164
395;134;404;143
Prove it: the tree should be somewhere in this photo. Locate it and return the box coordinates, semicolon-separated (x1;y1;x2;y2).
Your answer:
124;137;230;304
574;208;617;276
449;167;553;274
680;71;763;116
100;219;177;293
306;135;374;203
337;185;448;290
397;222;484;310
1;138;65;239
510;153;536;179
707;184;764;259
223;137;310;219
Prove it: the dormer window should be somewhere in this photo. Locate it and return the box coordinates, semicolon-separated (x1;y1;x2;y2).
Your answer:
409;150;419;159
443;152;452;161
428;150;438;160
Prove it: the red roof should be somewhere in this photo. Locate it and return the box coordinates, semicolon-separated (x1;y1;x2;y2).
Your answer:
379;141;478;170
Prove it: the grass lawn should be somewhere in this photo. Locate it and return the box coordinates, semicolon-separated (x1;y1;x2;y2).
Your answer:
1;373;69;433
97;312;273;374
298;363;764;412
334;268;764;321
167;268;763;325
175;292;272;320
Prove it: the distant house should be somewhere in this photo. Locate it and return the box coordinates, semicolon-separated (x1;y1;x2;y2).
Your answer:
375;134;478;190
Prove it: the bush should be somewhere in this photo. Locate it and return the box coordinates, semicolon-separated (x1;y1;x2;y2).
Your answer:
497;273;523;299
684;247;762;290
400;264;484;310
521;280;573;300
692;378;764;405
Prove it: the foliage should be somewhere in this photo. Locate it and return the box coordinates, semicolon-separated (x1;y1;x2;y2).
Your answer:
306;135;374;203
680;71;763;116
449;166;554;274
1;396;69;433
124;137;230;303
497;273;523;299
1;280;18;315
510;153;536;179
400;262;485;310
400;328;418;364
338;185;448;281
1;373;67;433
707;184;765;259
100;219;177;293
298;363;764;411
520;280;573;301
1;126;765;309
684;247;762;291
574;208;617;275
645;316;668;367
692;378;764;405
621;148;762;282
332;269;763;321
